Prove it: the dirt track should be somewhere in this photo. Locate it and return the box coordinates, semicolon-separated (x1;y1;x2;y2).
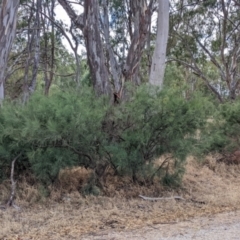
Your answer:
83;211;240;240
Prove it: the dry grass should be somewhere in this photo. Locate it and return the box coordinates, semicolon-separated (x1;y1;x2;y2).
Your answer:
1;156;240;239
183;156;240;207
58;167;93;193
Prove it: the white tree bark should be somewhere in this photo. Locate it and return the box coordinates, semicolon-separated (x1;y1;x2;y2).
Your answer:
149;0;169;88
0;0;20;101
0;82;4;102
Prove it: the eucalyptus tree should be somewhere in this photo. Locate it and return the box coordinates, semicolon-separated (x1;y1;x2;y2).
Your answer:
58;0;169;100
149;0;169;87
41;0;56;95
169;0;240;102
4;0;51;100
1;0;171;100
0;0;20;100
4;0;80;99
21;0;42;102
19;0;57;97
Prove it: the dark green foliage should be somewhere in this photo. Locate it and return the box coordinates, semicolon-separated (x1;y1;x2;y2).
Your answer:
196;99;240;157
0;87;106;184
161;170;184;187
0;85;211;187
217;101;240;151
104;86;210;185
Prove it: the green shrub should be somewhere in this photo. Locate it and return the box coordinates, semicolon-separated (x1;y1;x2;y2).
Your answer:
0;87;107;184
196;99;240;157
103;85;211;185
0;102;30;181
220;101;240;145
215;100;240;152
0;85;212;187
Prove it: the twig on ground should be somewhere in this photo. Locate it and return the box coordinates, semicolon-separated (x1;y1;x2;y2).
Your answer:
139;195;185;201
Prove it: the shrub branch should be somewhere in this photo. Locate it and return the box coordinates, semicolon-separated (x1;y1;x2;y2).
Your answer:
7;152;22;209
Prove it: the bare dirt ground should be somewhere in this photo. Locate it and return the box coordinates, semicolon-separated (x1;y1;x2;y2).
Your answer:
1;156;240;240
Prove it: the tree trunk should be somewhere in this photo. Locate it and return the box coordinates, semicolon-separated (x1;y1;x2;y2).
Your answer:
149;0;169;87
123;0;153;85
0;82;4;102
58;0;155;99
58;0;111;97
101;0;121;93
84;0;112;97
30;0;42;93
0;0;20;101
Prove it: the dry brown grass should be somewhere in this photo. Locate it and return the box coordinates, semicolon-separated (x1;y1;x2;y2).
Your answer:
1;156;240;239
58;167;93;193
183;156;240;207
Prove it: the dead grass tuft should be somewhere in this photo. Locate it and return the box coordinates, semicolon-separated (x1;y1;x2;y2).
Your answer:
0;175;45;206
183;156;240;207
58;166;93;192
0;180;11;203
98;166;164;198
17;180;42;204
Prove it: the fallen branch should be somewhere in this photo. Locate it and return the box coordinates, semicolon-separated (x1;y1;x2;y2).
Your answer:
139;195;185;201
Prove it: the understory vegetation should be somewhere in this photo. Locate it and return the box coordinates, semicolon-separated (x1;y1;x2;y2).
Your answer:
1;81;240;201
1;83;239;195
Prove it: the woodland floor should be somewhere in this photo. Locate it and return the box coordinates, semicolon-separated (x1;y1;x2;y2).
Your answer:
1;155;240;239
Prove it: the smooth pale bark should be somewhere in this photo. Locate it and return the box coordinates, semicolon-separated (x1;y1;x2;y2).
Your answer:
149;0;169;88
101;0;121;93
0;0;20;101
22;0;42;103
30;0;41;93
0;83;3;101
